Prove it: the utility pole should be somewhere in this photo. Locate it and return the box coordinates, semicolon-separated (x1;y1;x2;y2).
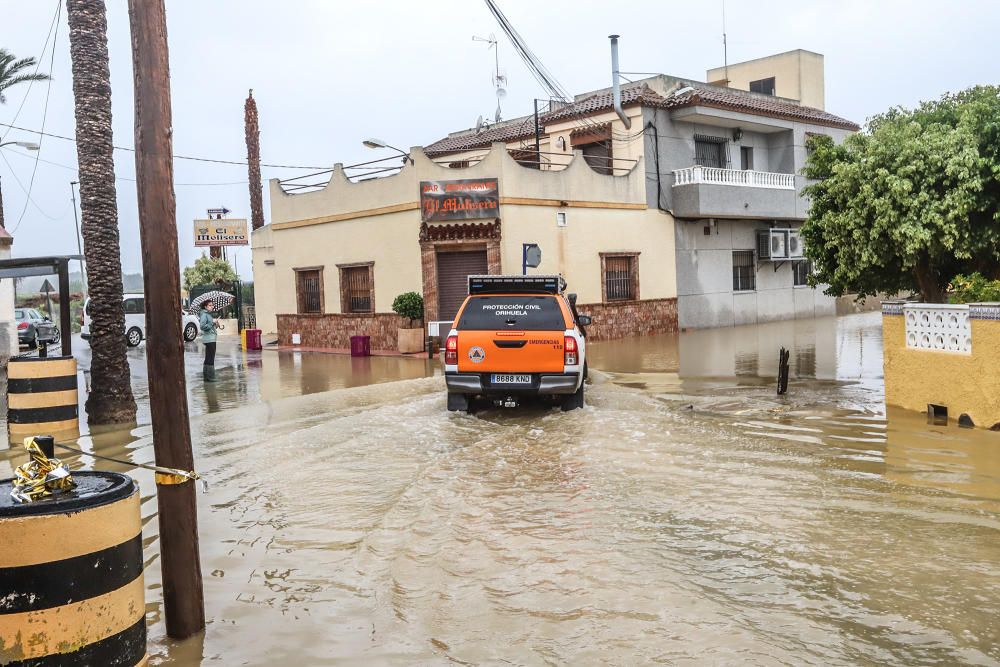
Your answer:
127;0;205;640
533;99;542;168
70;181;87;292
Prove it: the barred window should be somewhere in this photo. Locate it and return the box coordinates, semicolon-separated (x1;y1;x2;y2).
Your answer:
793;260;812;287
602;253;638;302
732;250;756;291
295;269;323;314
340;264;374;313
694;134;729;169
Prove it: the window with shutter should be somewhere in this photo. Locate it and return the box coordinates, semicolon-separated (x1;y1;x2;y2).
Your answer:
339;264;374;313
295;269;323;314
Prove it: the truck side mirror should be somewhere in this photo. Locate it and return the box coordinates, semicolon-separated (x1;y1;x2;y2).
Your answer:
577;315;592;327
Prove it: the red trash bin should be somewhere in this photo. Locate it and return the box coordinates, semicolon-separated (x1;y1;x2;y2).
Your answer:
246;328;262;350
350;335;371;357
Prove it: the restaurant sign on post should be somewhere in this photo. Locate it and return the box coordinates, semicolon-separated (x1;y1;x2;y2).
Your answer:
193;219;249;247
420;178;499;222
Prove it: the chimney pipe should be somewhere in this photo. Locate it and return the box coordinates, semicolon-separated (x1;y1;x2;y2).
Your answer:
609;34;631;130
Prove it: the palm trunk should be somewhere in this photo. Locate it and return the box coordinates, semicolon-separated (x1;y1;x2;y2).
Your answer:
245;90;264;230
67;0;137;424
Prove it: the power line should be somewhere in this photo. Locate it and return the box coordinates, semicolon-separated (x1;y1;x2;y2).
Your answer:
1;147;248;186
0;2;60;143
11;0;61;234
0;151;69;221
0;122;332;170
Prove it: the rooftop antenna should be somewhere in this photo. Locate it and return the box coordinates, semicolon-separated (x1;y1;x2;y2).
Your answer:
722;0;729;86
473;33;507;121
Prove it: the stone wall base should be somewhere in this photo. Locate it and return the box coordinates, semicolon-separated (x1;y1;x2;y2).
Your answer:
278;313;409;350
578;298;678;342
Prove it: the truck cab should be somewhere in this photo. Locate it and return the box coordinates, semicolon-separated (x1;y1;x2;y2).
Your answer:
443;275;590;412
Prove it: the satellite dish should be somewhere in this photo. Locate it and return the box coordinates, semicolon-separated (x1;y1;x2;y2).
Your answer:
475;115;485;134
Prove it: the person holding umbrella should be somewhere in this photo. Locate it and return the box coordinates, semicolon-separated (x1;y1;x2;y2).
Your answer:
190;289;234;380
199;299;219;378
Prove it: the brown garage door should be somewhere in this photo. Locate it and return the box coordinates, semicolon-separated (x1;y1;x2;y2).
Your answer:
436;250;488;322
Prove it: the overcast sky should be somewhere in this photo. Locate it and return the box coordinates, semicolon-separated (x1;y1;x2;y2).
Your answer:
2;0;997;275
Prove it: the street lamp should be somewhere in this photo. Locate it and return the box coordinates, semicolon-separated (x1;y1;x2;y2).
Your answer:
0;141;40;151
362;137;413;164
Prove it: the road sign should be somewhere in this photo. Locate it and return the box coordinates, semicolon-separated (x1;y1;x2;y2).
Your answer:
39;279;54;294
193;219;249;247
206;207;231;217
522;243;541;274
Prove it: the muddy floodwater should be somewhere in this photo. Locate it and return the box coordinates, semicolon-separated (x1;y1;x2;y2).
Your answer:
2;313;999;665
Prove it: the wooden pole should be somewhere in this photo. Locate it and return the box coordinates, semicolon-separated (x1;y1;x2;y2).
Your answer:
127;0;205;639
57;259;71;357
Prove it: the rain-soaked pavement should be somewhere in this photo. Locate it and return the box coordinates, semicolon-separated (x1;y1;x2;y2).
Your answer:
2;313;999;665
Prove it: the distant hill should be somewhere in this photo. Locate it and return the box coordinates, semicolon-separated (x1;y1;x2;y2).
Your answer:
17;272;144;294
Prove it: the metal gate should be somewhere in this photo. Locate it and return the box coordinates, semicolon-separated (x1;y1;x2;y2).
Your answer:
436;250;487;322
188;280;255;329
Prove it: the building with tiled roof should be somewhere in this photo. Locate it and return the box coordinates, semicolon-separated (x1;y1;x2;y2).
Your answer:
254;48;859;343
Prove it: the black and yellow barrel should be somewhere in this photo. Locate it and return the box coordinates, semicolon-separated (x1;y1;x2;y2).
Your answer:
0;471;147;665
7;356;80;443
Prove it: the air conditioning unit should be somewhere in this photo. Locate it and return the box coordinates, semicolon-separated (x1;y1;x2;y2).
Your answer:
757;229;789;260
787;231;804;258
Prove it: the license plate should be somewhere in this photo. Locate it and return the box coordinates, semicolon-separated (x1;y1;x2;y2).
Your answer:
492;374;531;384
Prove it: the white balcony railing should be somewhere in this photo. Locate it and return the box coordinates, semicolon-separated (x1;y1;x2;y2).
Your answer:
673;165;795;189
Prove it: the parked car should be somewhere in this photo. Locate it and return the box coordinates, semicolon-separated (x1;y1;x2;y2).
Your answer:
15;308;60;349
81;294;200;347
443;275;590;412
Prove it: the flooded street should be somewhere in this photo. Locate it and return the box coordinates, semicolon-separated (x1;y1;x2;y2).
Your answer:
3;313;999;665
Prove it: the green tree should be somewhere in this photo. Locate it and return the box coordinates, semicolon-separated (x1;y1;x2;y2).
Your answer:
0;48;50;103
801;86;1000;303
183;255;237;292
0;48;51;231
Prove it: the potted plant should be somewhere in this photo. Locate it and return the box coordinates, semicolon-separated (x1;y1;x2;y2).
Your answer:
392;291;425;354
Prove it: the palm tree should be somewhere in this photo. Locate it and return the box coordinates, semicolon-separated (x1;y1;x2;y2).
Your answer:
66;0;137;424
244;89;264;230
0;49;50;231
0;48;50;104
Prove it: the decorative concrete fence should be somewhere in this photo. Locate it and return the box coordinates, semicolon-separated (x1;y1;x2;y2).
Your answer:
882;301;1000;429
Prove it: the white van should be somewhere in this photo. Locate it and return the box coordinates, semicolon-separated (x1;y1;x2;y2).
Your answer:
81;293;200;347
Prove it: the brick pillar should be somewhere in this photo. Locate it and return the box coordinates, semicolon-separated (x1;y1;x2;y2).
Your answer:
421;243;438;323
486;238;502;274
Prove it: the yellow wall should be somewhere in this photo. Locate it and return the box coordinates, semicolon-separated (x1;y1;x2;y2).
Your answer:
253;143;676;334
500;205;674;303
707;50;825;110
883;315;1000;429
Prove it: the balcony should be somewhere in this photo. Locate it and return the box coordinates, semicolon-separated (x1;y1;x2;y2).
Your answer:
671;166;801;220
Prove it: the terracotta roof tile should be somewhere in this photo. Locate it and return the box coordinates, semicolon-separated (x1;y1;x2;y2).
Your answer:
425;81;857;155
660;85;859;131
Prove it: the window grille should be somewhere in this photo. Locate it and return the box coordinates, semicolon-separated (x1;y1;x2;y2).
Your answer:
732;250;756;291
296;270;322;314
604;255;636;301
342;265;373;313
694;134;729;169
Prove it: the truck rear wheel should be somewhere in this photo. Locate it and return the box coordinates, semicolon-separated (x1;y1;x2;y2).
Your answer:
561;379;585;411
447;392;469;413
